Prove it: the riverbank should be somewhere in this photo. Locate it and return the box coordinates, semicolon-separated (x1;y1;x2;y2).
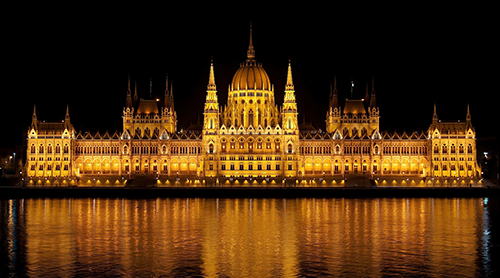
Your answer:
1;186;500;199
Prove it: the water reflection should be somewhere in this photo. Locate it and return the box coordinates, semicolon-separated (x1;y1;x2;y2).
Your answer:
0;198;498;277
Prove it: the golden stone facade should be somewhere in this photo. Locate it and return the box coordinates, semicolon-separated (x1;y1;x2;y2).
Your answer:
25;28;482;187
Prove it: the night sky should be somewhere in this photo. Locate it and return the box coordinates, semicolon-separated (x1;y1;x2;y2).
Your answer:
2;8;498;150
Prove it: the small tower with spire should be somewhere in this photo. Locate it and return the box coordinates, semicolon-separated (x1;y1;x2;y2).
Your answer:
203;59;220;133
202;59;220;178
123;74;135;134
326;75;341;133
368;76;379;133
282;59;298;132
162;74;177;133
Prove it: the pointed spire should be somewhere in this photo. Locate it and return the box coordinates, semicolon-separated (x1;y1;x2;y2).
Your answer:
164;73;169;95
285;59;294;91
31;105;37;129
169;80;174;110
65;104;71;126
247;22;255;61
370;76;377;108
466;103;472;127
207;58;216;90
364;83;369;102
164;73;170;107
126;73;133;107
330;75;339;107
149;77;153;99
432;103;438;125
134;80;138;102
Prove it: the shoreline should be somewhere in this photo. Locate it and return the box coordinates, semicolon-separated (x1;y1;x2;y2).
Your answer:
1;186;500;199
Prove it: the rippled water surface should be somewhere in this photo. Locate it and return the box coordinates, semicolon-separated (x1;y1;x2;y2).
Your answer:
1;197;500;277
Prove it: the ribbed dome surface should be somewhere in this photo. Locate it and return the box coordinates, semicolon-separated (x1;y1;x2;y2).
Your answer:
231;62;271;91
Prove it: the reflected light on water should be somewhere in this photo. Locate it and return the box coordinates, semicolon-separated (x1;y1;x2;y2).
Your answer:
0;198;496;277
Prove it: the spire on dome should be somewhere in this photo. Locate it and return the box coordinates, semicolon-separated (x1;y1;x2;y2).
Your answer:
247;22;255;61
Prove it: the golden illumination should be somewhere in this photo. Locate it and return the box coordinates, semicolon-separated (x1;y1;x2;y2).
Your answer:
24;27;481;187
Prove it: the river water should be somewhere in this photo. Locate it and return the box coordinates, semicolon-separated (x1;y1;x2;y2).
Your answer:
1;197;499;277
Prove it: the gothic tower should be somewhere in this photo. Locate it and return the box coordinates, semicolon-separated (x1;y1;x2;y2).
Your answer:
326;76;341;134
282;60;300;176
202;60;220;177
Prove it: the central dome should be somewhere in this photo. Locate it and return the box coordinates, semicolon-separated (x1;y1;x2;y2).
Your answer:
231;61;271;91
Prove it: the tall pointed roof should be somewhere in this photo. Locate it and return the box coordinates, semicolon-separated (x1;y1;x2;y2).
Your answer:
207;59;216;91
370;76;377;108
330;75;339;107
126;73;133;107
285;59;294;91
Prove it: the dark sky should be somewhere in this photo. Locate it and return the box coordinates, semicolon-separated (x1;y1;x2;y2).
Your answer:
2;7;498;149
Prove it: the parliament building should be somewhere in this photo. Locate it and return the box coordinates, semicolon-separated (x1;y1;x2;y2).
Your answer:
24;27;482;187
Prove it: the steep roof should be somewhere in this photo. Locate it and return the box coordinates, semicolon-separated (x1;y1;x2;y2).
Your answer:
343;100;366;114
136;99;159;114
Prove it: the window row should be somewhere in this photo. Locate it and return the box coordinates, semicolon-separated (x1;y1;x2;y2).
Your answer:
30;144;69;154
220;163;282;171
433;144;473;154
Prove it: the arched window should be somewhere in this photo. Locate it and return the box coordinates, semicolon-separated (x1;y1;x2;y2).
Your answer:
249;110;254;127
352;127;358;137
343;127;349;136
55;144;61;154
47;144;52;154
374;145;379;154
451;144;456;154
210;118;214;129
258;109;262;126
442;144;447;154
288;118;292;129
64;144;69;154
335;145;340;154
135;127;141;137
459;144;464;154
209;144;214;153
241;110;245;127
39;144;44;154
467;144;473;154
31;144;36;154
288;143;293;153
162;145;167;154
275;140;280;152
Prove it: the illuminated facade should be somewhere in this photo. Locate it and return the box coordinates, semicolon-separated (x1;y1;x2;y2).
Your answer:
24;27;482;187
